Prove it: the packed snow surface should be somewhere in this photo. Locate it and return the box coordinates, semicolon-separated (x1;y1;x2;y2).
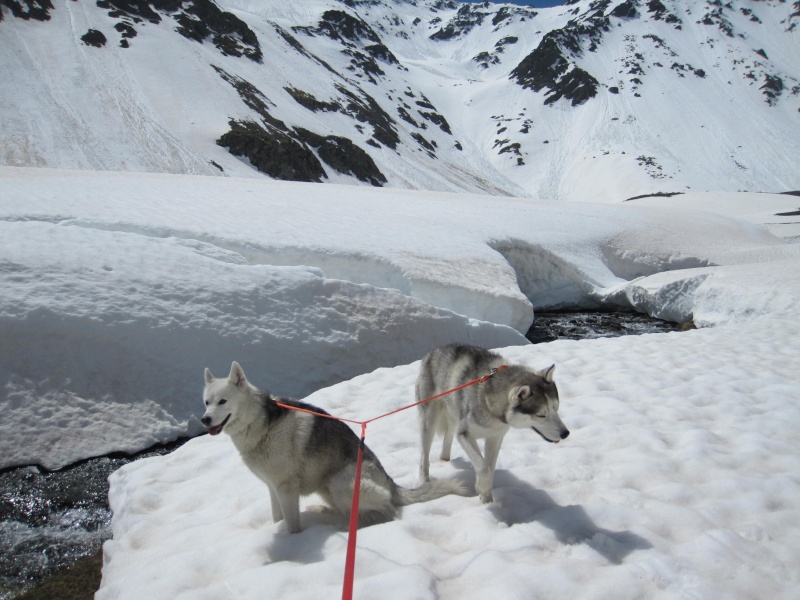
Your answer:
98;317;800;599
2;163;799;598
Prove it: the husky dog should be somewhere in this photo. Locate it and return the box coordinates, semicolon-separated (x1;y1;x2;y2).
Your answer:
202;361;465;533
417;344;569;504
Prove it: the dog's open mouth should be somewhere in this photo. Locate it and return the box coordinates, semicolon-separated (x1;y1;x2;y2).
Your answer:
208;413;231;436
532;426;559;444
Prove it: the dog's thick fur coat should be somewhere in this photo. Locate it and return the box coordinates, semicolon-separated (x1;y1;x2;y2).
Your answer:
417;344;569;503
202;362;465;533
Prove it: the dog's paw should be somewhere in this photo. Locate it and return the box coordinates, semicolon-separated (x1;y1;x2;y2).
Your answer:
305;504;336;515
479;492;494;504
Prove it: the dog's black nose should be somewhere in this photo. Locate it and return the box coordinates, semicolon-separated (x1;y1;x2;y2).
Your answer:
201;416;211;426
561;430;570;440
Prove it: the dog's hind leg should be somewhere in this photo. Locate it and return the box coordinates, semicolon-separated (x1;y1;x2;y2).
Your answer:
440;420;454;462
418;405;436;484
326;468;395;525
267;484;284;524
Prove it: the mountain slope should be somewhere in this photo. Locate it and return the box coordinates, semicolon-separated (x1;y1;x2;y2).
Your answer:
1;0;798;201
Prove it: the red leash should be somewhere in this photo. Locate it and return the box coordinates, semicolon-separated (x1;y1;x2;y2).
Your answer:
275;365;507;600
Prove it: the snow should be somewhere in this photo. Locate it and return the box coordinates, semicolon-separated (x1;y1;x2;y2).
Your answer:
2;162;800;598
3;0;800;596
96;319;800;600
2;0;799;200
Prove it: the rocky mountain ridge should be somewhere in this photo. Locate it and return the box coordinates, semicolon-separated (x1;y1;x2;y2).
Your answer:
1;0;798;201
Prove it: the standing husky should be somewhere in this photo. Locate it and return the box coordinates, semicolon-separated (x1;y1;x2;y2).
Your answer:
202;361;465;533
417;344;569;504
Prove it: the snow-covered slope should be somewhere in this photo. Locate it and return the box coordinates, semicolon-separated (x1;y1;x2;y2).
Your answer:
2;0;798;201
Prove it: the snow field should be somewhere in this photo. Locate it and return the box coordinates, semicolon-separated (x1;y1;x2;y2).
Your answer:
98;315;800;599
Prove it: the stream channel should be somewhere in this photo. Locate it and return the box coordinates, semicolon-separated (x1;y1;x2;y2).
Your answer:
0;310;686;598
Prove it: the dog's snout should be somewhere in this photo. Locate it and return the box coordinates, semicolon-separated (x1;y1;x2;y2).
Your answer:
560;430;570;440
201;416;211;426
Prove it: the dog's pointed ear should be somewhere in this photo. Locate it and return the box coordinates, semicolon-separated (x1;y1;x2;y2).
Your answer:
540;365;556;384
510;385;531;407
229;361;247;387
204;368;215;385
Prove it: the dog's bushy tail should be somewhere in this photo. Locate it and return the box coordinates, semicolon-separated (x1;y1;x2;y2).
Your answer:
393;477;468;506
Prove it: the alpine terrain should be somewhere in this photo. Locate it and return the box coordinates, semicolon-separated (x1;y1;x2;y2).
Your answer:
1;0;798;202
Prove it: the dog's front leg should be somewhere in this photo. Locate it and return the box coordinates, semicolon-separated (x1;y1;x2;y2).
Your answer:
483;435;505;488
274;486;302;533
456;429;493;503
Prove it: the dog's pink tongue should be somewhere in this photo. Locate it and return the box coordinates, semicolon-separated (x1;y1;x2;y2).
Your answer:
208;425;223;436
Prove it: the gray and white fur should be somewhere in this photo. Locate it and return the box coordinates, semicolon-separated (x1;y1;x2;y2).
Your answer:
417;344;569;504
202;361;466;533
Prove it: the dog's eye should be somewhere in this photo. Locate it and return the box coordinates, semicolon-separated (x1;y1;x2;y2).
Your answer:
535;414;546;419
218;399;227;405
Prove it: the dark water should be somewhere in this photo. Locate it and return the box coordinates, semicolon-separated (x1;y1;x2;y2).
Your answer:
526;310;684;344
0;311;681;598
0;442;186;599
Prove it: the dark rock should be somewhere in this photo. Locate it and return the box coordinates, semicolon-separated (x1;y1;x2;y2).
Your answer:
213;66;287;131
81;29;107;47
418;111;452;134
344;48;385;82
97;0;163;24
335;85;399;150
624;191;684;201
509;12;602;106
316;9;381;44
430;3;486;40
2;0;54;21
740;7;762;24
114;21;137;39
95;1;261;60
284;87;340;113
411;132;436;156
474;51;500;68
365;43;399;64
217;120;327;183
495;35;518;49
646;0;681;26
611;1;638;19
697;5;734;37
761;74;784;106
398;107;421;127
172;0;262;61
296;129;387;187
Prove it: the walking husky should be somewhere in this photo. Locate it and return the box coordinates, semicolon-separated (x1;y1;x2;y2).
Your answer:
417;344;569;504
202;361;465;533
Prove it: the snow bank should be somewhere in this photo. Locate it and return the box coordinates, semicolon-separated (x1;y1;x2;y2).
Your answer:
1;167;797;469
0;218;522;469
